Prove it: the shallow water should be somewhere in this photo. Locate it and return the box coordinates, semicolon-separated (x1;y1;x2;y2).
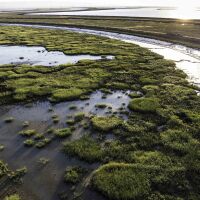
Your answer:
30;7;200;20
0;45;114;66
0;90;130;200
1;23;199;87
1;23;200;199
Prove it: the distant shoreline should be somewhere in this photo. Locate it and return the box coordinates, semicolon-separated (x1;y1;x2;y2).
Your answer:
0;10;199;49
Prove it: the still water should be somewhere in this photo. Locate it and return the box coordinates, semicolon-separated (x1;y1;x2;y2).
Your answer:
0;90;130;200
30;7;200;20
0;45;113;66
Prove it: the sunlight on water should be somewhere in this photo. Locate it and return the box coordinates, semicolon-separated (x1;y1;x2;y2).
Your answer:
30;6;200;19
175;5;197;19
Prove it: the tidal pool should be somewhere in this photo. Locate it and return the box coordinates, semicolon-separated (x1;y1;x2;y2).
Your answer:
0;45;114;66
0;90;130;200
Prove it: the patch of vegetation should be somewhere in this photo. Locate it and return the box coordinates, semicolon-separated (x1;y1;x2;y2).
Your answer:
100;88;113;94
129;91;143;98
51;114;60;123
34;133;45;140
50;88;85;102
128;97;160;113
55;128;72;138
92;162;189;200
4;194;21;200
66;119;76;125
46;128;55;134
91;116;123;132
0;161;26;199
19;129;37;137
35;138;51;148
63;135;103;162
92;163;150;200
24;139;35;147
161;129;199;154
74;112;85;122
64;166;86;184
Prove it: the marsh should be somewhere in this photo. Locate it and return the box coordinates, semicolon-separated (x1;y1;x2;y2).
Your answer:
0;2;200;200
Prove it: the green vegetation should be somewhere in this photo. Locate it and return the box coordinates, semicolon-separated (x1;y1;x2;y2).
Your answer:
4;194;21;200
55;128;72;138
129;91;143;98
0;13;199;49
34;133;45;140
92;162;189;200
0;161;26;199
91;116;123;132
74;112;85;122
161;129;199;154
24;139;35;147
66;119;76;125
0;24;200;200
35;138;51;148
19;129;37;137
51;114;60;123
92;163;150;200
50;88;85;102
128;97;160;113
63;135;103;162
64;166;86;184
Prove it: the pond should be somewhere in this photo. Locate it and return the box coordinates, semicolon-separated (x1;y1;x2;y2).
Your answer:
0;45;114;66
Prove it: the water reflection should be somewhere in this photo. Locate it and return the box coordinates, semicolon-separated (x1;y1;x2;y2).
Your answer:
30;7;200;20
0;45;114;66
0;90;130;200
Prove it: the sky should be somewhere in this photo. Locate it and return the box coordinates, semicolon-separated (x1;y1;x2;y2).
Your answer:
0;0;199;10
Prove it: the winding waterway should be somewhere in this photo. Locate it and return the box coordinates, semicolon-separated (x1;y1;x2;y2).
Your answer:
1;23;200;87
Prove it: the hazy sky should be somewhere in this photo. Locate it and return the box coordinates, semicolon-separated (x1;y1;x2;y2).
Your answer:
0;0;199;10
